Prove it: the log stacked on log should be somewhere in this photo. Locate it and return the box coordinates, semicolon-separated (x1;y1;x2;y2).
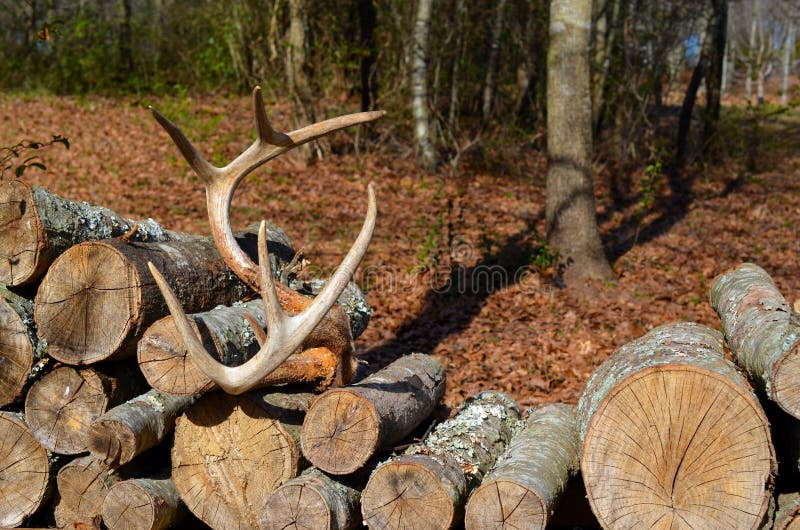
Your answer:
0;285;48;406
102;475;187;530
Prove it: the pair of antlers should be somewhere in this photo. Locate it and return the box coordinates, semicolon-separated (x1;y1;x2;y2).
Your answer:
148;87;383;394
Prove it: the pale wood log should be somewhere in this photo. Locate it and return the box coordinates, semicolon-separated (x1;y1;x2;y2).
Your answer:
465;403;580;530
171;390;309;530
577;322;776;529
55;455;123;528
711;263;800;418
301;353;445;474
102;476;187;530
0;412;55;528
25;364;145;454
87;389;196;467
361;391;520;530
261;468;361;530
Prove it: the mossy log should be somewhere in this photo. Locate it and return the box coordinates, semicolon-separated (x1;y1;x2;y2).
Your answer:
711;263;800;419
301;353;445;474
261;468;361;530
171;390;310;530
25;364;145;454
55;455;124;528
0;412;55;528
102;476;187;530
465;403;580;530
577;322;776;529
87;389;196;467
361;391;520;530
0;285;49;407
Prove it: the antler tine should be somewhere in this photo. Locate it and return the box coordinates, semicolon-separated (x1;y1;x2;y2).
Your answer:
252;87;292;147
149;107;217;184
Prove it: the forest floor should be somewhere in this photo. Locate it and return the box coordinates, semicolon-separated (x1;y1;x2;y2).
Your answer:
2;92;800;410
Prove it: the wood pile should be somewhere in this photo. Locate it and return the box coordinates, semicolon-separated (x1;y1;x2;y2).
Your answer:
1;92;798;529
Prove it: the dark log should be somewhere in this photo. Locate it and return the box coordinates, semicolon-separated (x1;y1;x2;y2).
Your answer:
301;353;445;474
577;322;776;529
361;391;520;530
711;263;800;419
102;476;187;530
87;389;196;467
465;403;580;529
55;455;123;528
261;468;361;530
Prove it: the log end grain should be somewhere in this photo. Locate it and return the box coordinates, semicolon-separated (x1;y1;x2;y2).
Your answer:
582;365;775;529
0;180;43;286
56;456;121;523
35;242;142;364
0;295;37;406
300;388;380;474
102;478;185;530
772;346;800;419
465;479;546;530
87;417;138;466
263;483;333;530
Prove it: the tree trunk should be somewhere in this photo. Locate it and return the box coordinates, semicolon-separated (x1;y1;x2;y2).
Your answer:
577;322;776;529
703;0;728;146
25;364;145;455
102;476;187;530
464;403;580;530
261;468;361;530
711;263;800;419
87;389;196;467
746;0;758;102
0;285;48;407
411;0;438;169
171;391;307;530
676;41;707;168
361;391;520;530
545;0;613;283
56;455;124;527
359;0;377;112
481;0;507;124
0;411;55;528
782;22;795;106
301;353;445;474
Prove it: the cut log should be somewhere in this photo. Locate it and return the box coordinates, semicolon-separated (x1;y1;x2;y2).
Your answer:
171;391;307;530
261;468;361;530
361;391;520;530
301;353;445;474
87;389;196;467
577;322;776;529
25;364;145;454
0;285;49;407
0;412;54;528
775;492;800;530
711;263;800;419
102;476;187;530
55;455;123;528
464;403;580;530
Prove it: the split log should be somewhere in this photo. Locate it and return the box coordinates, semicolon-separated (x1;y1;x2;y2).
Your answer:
261;468;361;530
55;455;123;528
577;322;776;529
775;492;800;530
171;390;309;530
711;263;800;419
0;412;55;528
361;391;520;530
102;476;187;530
464;403;580;530
0;285;49;407
87;389;196;467
301;353;445;474
25;364;145;454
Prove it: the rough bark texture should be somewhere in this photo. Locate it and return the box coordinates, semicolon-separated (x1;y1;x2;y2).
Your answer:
465;403;580;530
0;179;177;286
261;468;361;530
25;364;145;454
34;226;290;364
0;411;54;528
56;455;124;527
0;285;49;406
711;263;800;419
775;492;800;530
171;391;305;530
102;476;187;530
301;353;445;474
361;391;520;530
87;389;196;467
545;0;612;282
411;0;437;169
578;322;776;529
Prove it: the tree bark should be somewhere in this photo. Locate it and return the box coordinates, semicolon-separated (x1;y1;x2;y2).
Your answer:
301;353;445;474
481;0;507;123
577;322;776;529
261;468;361;530
782;22;795;106
411;0;438;169
56;455;124;527
361;391;520;530
0;411;55;528
102;476;187;530
775;492;800;530
464;403;580;530
711;263;800;419
25;364;145;454
546;0;613;283
87;389;196;467
675;40;707;168
746;0;759;102
358;0;377;112
703;0;728;146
